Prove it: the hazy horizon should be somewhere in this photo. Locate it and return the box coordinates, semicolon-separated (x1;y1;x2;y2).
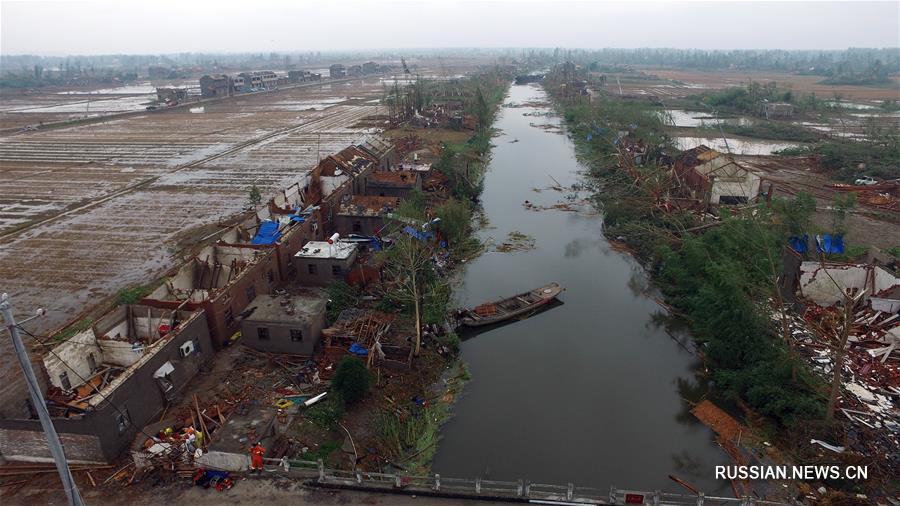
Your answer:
2;0;898;57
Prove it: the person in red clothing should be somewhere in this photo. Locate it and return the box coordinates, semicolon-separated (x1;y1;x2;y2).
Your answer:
249;442;266;474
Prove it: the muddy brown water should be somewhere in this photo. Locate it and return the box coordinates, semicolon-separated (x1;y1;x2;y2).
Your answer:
431;84;731;494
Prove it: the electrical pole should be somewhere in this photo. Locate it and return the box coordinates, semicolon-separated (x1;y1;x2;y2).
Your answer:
0;293;85;506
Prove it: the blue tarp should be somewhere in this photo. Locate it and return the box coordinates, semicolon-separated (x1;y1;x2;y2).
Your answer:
789;235;809;253
289;215;305;223
349;343;368;356
251;220;282;245
402;225;433;242
816;234;845;254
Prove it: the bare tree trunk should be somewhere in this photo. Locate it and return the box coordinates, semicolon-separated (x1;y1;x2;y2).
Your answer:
413;285;422;356
826;293;859;423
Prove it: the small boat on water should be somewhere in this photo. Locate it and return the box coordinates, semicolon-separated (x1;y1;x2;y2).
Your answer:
459;282;563;327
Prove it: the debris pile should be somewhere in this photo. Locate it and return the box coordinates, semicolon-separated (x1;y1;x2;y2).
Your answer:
494;230;535;253
793;293;900;473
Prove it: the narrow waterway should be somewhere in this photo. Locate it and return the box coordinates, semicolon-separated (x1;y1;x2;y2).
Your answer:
432;84;731;494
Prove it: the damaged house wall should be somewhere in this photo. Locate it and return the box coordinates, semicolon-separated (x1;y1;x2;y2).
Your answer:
0;307;212;464
674;145;763;207
799;261;900;308
142;244;279;347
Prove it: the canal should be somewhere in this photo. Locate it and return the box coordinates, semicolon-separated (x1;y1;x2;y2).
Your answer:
431;83;731;494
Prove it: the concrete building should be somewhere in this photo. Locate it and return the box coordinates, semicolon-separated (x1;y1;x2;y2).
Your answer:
362;61;378;74
674;145;762;207
0;305;211;464
293;241;358;286
238;71;278;90
240;291;327;355
335;195;400;236
329;64;346;78
199;74;233;98
365;170;421;198
347;65;363;77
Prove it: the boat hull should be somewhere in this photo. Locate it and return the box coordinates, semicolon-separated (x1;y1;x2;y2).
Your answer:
459;282;563;327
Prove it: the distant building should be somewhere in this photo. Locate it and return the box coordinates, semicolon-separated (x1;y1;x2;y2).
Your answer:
199;74;233;98
288;70;310;83
362;61;378;74
329;64;346;78
293;241;358;286
240;291;327;356
365;170;422;198
156;87;188;103
674;145;762;207
347;65;363;77
232;75;246;93
237;71;278;90
761;101;794;119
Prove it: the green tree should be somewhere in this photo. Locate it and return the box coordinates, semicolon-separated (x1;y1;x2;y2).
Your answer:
435;199;472;248
248;184;262;208
381;234;434;356
331;357;372;403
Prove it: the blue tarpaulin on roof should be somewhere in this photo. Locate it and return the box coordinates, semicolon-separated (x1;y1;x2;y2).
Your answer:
402;225;433;242
816;234;845;254
251;220;282;245
789;235;809;253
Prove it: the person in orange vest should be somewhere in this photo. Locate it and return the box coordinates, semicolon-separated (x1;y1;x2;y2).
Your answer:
249;442;266;474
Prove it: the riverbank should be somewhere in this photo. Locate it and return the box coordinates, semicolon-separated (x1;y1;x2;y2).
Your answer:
541;72;897;500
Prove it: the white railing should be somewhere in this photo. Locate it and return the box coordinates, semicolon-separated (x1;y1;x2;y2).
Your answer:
246;457;788;506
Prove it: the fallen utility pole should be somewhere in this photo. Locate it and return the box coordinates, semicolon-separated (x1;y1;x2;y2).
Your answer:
0;293;85;506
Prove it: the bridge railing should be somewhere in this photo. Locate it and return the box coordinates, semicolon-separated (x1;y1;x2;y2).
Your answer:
253;457;787;505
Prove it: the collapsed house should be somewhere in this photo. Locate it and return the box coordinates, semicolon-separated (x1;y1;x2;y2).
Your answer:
240;290;328;356
0;305;211;464
673;145;763;207
141;244;279;348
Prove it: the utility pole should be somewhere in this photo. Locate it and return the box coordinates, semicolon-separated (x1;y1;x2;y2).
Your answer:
0;293;85;506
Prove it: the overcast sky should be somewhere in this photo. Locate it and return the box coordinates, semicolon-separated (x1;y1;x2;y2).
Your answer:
1;0;898;55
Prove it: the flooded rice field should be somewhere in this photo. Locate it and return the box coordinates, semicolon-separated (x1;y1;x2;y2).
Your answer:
673;135;800;155
0;78;387;337
432;84;730;494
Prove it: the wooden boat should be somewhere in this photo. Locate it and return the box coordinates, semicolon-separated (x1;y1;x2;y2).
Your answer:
459;282;563;327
